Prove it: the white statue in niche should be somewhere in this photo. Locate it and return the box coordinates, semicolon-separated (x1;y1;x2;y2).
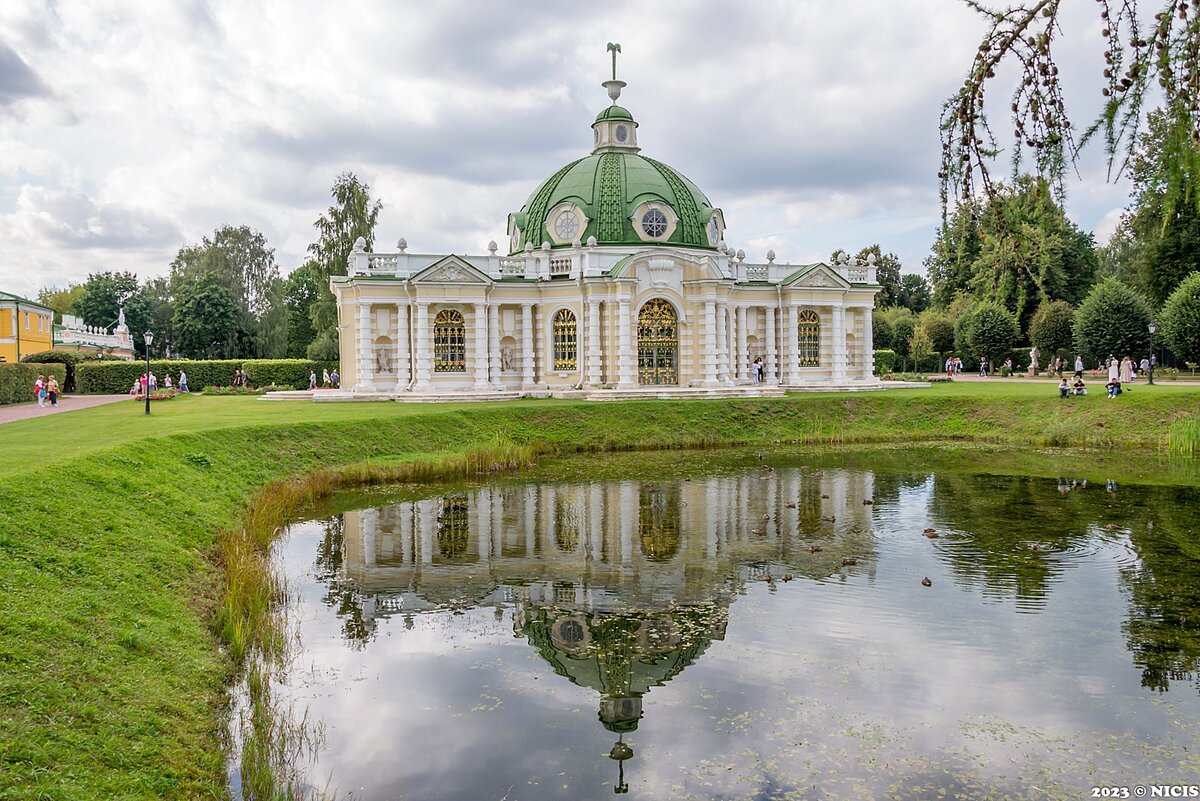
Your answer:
376;347;392;374
500;345;514;372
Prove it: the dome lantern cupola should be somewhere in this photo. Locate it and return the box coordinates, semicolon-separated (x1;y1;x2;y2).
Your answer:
593;43;639;153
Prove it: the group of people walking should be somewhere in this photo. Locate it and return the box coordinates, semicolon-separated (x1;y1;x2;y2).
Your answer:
308;368;341;390
33;375;59;408
129;370;189;396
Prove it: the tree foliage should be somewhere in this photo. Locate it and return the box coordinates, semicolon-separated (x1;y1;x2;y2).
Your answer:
73;272;152;357
941;0;1200;218
915;311;957;353
169;225;285;358
307;173;382;357
284;262;320;358
1028;299;1076;354
1124;109;1200;305
896;273;932;313
956;301;1020;364
1072;277;1153;364
172;272;241;359
35;284;84;323
1159;271;1200;363
928;176;1096;334
872;315;894;351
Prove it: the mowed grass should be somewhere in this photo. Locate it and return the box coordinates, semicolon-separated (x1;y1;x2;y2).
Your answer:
1;382;1199;800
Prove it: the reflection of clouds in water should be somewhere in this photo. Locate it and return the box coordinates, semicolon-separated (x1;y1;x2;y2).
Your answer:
266;465;1200;799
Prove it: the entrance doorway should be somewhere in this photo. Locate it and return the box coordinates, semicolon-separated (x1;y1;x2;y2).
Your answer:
637;299;678;385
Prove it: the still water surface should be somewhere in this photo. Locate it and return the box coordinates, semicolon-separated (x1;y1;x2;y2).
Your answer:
269;451;1200;800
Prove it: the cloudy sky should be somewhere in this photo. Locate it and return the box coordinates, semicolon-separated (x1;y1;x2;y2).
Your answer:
0;0;1134;300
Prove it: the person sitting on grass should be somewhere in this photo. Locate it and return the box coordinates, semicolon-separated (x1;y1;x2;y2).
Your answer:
1059;378;1070;398
1106;380;1122;398
1073;378;1087;396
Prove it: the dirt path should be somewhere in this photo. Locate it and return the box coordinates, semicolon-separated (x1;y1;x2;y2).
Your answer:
0;394;131;425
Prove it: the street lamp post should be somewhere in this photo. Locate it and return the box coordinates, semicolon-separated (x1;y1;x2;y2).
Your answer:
143;331;154;415
1147;322;1157;386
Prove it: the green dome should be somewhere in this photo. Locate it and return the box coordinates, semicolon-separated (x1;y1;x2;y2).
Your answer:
511;151;716;253
594;105;634;122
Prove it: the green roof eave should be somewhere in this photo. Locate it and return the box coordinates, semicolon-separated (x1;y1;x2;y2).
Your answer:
0;291;54;311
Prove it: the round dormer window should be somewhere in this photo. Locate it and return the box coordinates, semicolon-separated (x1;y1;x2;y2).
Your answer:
615;124;628;143
554;210;580;240
642;208;668;238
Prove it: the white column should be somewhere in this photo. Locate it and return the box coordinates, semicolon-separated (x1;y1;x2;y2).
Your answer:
587;300;602;386
702;300;717;386
617;297;636;388
488;304;501;388
357;302;375;391
716;301;730;384
784;304;798;386
414;302;431;390
418;499;434;564
736;305;748;381
832;303;847;380
395;303;410;391
473;302;489;389
764;305;777;384
520;304;535;389
861;306;875;380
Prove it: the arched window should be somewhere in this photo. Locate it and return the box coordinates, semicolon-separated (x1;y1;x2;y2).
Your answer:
553;308;577;371
798;309;820;367
434;309;466;372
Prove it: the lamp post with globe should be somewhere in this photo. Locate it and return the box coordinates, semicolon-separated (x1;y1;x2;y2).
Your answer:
1148;322;1157;386
143;331;153;414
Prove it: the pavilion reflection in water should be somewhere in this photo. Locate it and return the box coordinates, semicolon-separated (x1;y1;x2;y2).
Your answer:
336;469;874;791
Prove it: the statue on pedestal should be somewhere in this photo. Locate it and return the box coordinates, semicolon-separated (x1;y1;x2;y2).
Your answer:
1029;346;1040;376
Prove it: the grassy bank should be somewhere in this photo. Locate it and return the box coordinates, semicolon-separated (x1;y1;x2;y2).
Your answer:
1;384;1199;800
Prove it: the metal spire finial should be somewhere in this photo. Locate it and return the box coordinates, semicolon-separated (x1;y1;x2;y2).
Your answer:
607;42;621;81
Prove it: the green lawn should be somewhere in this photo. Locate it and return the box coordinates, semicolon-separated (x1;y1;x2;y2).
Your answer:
1;383;1198;800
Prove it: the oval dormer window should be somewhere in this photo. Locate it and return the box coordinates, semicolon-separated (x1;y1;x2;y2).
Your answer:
615;124;628;143
642;208;668;238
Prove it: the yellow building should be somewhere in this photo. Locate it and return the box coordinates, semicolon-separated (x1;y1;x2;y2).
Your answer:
0;292;55;364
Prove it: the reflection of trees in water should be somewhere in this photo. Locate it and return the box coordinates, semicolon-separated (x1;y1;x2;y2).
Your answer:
1122;488;1200;694
639;485;680;561
928;473;1126;606
313;515;376;648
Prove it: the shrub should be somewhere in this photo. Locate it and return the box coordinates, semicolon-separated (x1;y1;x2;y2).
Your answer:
76;359;337;394
956;301;1019;369
873;349;897;375
0;363;67;405
1073;278;1153;366
203;384;296;396
1029;300;1076;355
1160;271;1200;365
915;312;955;354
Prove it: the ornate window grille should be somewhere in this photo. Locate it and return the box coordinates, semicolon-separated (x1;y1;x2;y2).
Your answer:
552;308;578;371
798;309;821;367
433;309;466;372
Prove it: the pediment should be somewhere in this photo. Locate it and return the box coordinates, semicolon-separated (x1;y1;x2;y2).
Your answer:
410;255;492;285
782;263;851;290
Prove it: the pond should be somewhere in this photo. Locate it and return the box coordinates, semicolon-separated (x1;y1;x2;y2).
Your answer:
255;448;1200;800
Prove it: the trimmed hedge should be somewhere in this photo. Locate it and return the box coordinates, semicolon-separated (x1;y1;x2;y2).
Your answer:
76;359;338;395
1;363;67;405
21;349;109;392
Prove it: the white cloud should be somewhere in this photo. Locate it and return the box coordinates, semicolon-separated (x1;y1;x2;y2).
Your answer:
0;0;1138;298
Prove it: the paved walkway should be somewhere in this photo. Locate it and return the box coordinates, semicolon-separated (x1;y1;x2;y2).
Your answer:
0;394;130;425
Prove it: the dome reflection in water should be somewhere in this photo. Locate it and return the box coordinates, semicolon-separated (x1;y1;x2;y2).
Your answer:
269;456;1200;800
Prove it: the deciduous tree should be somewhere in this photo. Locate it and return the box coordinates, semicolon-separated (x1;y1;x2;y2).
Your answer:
1073;278;1153;365
1159;271;1200;364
